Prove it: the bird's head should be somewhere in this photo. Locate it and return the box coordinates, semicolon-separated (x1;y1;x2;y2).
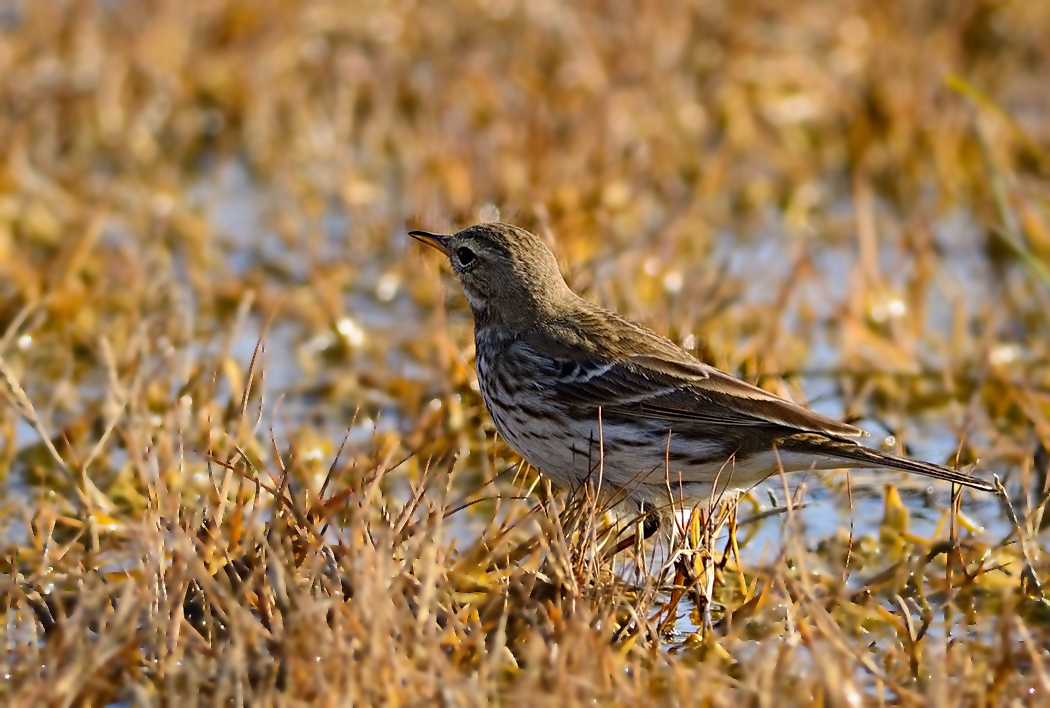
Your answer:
410;222;574;331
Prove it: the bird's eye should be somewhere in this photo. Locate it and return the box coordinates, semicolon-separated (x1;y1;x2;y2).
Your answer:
456;247;476;266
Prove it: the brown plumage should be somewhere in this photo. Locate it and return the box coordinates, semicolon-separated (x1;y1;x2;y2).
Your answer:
410;222;995;522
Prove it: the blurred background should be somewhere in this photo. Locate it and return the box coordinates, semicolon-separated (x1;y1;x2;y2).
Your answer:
2;1;1050;701
0;0;1048;556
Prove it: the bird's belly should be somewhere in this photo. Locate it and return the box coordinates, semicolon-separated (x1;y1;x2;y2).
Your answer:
475;352;804;506
481;392;765;501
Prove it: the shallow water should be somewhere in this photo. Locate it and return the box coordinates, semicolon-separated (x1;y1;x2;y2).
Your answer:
0;159;1026;561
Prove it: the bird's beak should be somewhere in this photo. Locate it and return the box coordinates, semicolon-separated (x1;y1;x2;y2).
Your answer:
408;230;450;255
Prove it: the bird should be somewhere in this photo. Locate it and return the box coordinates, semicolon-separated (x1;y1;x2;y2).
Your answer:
410;222;996;531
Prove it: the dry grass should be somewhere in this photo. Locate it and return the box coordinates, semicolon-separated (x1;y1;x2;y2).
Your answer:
1;0;1049;704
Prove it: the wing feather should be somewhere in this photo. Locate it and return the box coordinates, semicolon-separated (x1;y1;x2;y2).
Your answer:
517;321;865;439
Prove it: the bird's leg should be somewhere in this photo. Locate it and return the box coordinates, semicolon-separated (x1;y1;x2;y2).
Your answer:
675;501;735;636
699;550;716;635
659;508;711;636
686;507;716;634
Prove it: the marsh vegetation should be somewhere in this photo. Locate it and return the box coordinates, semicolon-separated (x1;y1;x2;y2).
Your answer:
0;1;1048;703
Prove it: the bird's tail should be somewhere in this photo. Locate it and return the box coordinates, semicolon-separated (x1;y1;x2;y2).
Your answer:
782;436;997;492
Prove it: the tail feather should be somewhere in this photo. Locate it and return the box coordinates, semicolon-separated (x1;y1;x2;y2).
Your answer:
784;436;997;492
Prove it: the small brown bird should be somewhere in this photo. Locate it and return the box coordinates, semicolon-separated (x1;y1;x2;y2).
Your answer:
411;223;994;527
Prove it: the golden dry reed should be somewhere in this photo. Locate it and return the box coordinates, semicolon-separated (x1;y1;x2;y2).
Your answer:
0;0;1048;704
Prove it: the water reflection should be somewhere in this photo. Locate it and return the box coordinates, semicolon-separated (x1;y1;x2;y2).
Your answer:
0;158;1016;582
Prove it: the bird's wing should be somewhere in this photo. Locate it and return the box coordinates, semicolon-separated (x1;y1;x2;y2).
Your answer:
517;321;865;439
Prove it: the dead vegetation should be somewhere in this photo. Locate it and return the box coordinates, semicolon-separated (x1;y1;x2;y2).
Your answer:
1;0;1049;704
